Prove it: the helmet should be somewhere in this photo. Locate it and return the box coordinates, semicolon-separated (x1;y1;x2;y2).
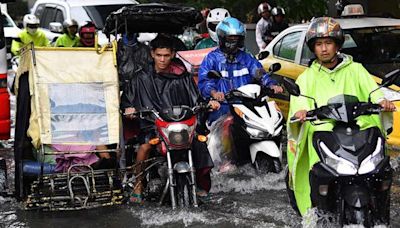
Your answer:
257;2;271;15
63;19;78;29
206;8;231;42
305;17;344;51
271;7;285;16
79;21;96;47
23;14;40;35
216;17;246;53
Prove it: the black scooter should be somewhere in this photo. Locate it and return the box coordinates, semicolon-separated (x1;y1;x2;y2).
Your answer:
284;69;400;227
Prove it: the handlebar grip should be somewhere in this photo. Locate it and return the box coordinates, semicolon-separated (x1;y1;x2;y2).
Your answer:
290;116;300;123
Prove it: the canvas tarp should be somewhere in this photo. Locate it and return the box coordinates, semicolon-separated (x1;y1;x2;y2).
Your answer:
15;48;120;147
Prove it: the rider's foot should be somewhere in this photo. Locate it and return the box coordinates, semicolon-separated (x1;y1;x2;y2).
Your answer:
129;193;144;205
196;188;210;203
219;161;237;173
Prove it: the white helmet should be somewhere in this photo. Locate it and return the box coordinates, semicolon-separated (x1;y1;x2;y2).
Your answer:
206;8;230;42
23;14;40;28
257;2;272;15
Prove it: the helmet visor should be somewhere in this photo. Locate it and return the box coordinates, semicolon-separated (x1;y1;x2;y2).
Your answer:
27;24;39;29
207;22;218;32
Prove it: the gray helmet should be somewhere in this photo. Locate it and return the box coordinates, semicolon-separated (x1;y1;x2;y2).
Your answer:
63;19;78;29
257;2;271;15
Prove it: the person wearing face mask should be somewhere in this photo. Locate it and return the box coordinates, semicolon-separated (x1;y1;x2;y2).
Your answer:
11;14;49;56
199;17;283;126
54;19;80;47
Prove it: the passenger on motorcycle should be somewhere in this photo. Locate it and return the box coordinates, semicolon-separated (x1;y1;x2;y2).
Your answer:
287;17;396;216
122;35;220;204
194;8;230;50
55;19;80;47
11;14;49;56
78;21;97;47
268;7;288;40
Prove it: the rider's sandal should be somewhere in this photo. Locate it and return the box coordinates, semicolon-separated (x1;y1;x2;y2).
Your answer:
196;189;210;203
129;193;144;205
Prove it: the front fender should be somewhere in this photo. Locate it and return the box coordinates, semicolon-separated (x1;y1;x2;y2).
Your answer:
343;185;370;208
249;140;281;163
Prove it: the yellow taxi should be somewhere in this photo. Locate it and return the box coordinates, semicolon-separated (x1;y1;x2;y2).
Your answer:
259;5;400;146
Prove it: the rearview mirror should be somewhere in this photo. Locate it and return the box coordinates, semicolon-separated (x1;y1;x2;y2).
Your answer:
283;77;300;96
268;63;281;73
381;69;400;87
49;22;63;33
258;51;270;60
207;70;222;79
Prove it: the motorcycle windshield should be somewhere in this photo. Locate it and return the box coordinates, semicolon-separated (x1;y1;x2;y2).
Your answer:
323;95;360;123
159;106;194;122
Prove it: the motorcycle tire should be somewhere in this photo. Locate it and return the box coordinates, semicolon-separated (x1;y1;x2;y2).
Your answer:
176;173;192;208
345;205;373;227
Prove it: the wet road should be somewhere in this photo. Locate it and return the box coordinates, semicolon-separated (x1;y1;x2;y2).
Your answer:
2;93;400;227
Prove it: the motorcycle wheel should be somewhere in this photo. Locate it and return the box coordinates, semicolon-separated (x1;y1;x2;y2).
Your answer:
254;153;282;173
345;205;373;227
176;173;192;208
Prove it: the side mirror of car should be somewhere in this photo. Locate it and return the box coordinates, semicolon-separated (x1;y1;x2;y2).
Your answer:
258;51;270;60
49;22;63;33
283;77;300;97
268;63;281;73
381;69;400;87
207;70;222;79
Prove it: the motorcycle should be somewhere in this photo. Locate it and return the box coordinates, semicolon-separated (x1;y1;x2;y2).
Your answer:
133;104;209;209
207;63;284;173
283;69;400;227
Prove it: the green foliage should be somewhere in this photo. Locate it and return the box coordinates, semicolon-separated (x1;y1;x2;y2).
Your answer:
128;0;328;23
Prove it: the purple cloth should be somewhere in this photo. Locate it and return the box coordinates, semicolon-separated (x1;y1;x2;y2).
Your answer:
52;144;99;173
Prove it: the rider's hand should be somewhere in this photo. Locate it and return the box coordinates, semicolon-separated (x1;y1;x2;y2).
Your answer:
208;100;221;110
270;85;284;94
294;110;308;123
211;90;225;102
379;99;397;112
124;107;137;119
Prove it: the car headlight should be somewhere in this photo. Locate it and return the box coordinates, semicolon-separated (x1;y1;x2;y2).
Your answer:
381;87;400;102
358;137;384;175
319;141;357;175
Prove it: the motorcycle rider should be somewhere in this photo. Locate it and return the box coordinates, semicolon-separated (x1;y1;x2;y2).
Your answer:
194;8;231;50
122;34;220;204
198;17;283;165
287;17;396;216
268;7;288;39
54;19;80;47
11;14;49;56
255;2;272;51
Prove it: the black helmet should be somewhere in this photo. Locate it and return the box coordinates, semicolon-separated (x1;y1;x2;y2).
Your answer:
271;7;285;16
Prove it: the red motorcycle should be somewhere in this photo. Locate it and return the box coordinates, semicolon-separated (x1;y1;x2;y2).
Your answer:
134;104;209;209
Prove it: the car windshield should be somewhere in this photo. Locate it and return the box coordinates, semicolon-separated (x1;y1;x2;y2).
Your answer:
1;14;15;28
71;4;130;29
342;26;400;77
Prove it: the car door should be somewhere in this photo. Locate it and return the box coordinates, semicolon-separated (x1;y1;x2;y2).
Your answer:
261;29;308;117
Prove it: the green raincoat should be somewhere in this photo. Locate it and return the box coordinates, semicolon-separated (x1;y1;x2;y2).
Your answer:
287;54;387;216
54;33;80;47
194;37;217;50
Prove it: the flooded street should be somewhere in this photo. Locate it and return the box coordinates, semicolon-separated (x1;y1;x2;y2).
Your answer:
2;94;400;228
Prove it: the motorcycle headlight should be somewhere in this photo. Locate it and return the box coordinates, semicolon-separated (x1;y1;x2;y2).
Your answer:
319;142;357;175
358;137;384;175
161;123;195;146
246;126;269;138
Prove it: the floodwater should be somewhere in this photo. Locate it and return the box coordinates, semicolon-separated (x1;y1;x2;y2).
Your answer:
2;92;400;227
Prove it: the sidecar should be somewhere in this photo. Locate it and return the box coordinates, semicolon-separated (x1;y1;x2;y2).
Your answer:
13;44;125;211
